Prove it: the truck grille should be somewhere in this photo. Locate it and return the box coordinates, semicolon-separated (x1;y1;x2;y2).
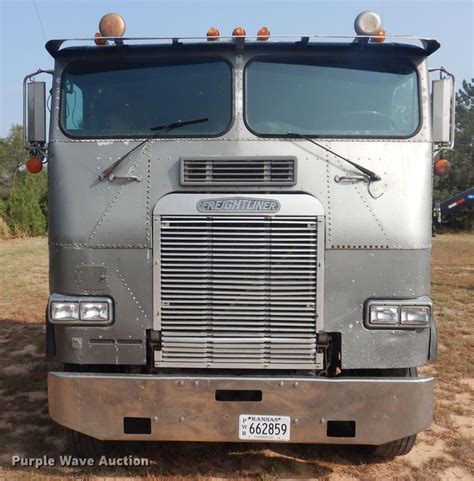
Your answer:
181;158;296;185
157;215;319;369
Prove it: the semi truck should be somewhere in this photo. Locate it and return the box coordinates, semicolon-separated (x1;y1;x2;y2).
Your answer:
23;11;455;458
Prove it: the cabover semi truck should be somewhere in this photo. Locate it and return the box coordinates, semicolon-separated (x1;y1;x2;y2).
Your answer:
23;11;455;458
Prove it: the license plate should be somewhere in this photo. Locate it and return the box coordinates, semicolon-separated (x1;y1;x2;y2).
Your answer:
239;414;290;441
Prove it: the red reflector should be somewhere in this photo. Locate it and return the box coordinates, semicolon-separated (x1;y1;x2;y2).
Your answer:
26;157;43;174
434;159;451;176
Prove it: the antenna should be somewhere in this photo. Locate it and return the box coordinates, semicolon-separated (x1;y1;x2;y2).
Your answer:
33;0;47;42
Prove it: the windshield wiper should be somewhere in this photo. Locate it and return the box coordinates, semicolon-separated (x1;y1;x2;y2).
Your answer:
99;117;209;181
286;132;381;182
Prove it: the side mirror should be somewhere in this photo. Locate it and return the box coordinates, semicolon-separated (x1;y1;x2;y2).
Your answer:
431;76;455;147
25;81;46;147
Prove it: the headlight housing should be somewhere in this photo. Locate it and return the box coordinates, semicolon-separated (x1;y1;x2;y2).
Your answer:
49;295;113;325
366;298;431;329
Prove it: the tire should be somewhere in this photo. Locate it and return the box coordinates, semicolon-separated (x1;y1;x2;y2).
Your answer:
369;433;417;458
65;428;121;458
363;367;418;459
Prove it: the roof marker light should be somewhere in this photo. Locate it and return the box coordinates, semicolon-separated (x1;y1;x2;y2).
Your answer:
207;27;220;41
257;27;270;41
232;27;246;37
372;28;386;43
354;11;382;36
99;13;126;37
94;32;108;46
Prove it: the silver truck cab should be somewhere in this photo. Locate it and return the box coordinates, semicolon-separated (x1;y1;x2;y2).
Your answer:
23;11;455;457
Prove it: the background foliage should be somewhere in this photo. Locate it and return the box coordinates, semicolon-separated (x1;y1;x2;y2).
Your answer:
434;80;473;231
0;80;472;238
0;125;47;237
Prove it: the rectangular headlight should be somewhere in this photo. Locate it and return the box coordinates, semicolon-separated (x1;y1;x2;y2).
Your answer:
401;306;430;325
80;302;110;322
369;305;399;325
51;302;80;322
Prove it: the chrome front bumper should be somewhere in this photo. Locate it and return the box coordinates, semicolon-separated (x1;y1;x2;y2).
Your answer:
48;372;434;445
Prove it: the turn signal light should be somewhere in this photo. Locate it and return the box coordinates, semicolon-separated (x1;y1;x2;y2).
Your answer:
257;27;270;41
99;13;126;37
232;27;246;37
434;159;451;176
94;32;108;46
372;28;386;43
207;27;220;41
26;157;43;174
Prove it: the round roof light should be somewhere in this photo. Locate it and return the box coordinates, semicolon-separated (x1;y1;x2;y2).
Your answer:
257;27;271;41
99;13;126;37
207;27;220;41
354;11;382;36
232;27;246;37
372;28;386;43
94;32;108;46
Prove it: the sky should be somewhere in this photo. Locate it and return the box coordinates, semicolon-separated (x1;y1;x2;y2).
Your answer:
0;0;473;137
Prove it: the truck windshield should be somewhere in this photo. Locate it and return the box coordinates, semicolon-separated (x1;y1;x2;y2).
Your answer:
61;58;232;138
245;56;420;137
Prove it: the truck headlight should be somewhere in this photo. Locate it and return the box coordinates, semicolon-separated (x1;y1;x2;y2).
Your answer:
49;295;113;325
51;302;80;322
401;306;430;325
365;297;432;329
369;305;399;325
80;302;110;321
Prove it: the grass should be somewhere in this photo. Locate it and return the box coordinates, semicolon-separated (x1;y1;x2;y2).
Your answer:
0;234;472;480
0;236;48;323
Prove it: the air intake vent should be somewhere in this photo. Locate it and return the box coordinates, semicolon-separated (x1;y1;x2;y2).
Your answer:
156;214;320;369
181;157;296;186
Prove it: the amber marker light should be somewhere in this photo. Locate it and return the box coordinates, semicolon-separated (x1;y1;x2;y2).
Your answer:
207;27;220;41
434;159;451;176
372;28;386;43
94;32;108;46
232;27;246;37
99;13;126;37
257;27;270;41
26;157;43;174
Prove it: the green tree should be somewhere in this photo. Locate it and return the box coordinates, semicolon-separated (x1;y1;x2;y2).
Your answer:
0;124;27;192
0;124;48;237
4;170;48;236
434;80;474;230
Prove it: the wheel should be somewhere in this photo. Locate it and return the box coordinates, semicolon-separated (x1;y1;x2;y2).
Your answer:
362;367;418;459
65;428;121;458
369;433;417;458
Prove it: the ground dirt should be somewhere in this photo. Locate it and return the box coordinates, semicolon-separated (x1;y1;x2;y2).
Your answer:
0;234;472;480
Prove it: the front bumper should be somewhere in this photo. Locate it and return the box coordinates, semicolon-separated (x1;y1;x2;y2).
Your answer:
48;372;434;445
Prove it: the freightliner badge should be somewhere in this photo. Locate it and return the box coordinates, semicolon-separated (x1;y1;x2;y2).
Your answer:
197;197;281;213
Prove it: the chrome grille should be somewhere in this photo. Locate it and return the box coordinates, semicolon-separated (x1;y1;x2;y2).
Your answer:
157;215;318;368
181;158;296;185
